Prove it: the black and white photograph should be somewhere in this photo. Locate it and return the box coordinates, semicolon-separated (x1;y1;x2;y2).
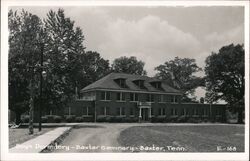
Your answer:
1;0;249;160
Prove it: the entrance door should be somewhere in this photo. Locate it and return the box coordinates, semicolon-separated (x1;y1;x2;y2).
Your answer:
142;108;149;121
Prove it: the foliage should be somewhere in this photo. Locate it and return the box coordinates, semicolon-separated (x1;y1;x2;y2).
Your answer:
112;56;147;75
155;57;204;102
8;9;44;124
205;44;244;123
81;51;110;87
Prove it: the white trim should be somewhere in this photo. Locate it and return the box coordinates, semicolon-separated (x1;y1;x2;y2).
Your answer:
82;88;182;95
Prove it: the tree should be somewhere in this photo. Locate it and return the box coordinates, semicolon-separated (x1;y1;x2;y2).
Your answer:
81;51;110;88
112;56;147;75
205;44;244;123
43;9;86;111
155;57;204;102
8;9;43;124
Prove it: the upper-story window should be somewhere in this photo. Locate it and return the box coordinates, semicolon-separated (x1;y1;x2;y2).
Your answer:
146;94;154;102
133;80;145;89
101;91;111;101
130;93;138;102
150;81;162;89
158;94;165;102
171;95;178;103
116;92;125;101
114;78;127;88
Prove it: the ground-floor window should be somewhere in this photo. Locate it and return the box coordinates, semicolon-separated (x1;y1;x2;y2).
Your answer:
151;108;154;116
130;107;134;116
193;108;199;115
171;108;177;116
100;106;110;116
203;108;209;116
158;107;166;116
117;107;126;116
83;106;90;116
180;108;186;116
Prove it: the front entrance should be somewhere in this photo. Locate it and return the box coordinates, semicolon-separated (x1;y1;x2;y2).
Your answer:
141;108;150;122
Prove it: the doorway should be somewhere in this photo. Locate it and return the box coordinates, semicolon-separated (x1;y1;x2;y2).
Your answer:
141;108;149;121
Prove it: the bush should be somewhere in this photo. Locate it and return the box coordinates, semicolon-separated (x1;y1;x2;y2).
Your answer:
65;115;76;123
75;117;83;122
54;116;62;123
176;116;188;123
187;117;201;123
169;115;178;122
21;115;29;123
151;116;166;123
41;116;48;123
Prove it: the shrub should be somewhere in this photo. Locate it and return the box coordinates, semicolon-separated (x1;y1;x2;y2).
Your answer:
54;116;62;123
75;117;83;122
177;116;188;123
21;115;29;123
187;117;201;123
96;116;106;122
65;115;76;123
41;116;48;123
169;115;178;122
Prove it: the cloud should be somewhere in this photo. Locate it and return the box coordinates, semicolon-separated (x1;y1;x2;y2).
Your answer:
204;24;244;52
97;15;202;76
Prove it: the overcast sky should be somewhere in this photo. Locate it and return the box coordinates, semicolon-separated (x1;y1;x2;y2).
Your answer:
10;6;244;100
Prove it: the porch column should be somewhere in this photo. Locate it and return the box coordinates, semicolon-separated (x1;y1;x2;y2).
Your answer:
139;107;142;118
149;108;152;118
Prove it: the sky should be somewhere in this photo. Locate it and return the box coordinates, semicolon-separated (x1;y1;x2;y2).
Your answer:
10;6;244;101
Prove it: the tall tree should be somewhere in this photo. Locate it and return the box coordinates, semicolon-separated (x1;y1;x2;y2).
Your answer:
112;56;147;75
155;57;204;102
81;51;110;87
43;9;86;111
205;44;244;123
8;9;43;124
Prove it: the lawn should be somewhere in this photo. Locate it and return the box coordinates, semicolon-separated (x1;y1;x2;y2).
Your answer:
118;125;244;152
9;127;54;148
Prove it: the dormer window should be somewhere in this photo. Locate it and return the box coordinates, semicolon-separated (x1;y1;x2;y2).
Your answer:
133;80;145;89
114;78;127;88
150;81;162;90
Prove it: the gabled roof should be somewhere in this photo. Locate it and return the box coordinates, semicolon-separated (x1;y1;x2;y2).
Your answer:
80;72;182;94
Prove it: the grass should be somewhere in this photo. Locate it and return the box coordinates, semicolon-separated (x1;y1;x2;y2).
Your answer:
118;125;244;152
9;127;54;148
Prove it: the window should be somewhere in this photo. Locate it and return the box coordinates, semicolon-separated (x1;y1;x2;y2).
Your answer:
171;95;178;103
216;109;221;116
82;106;90;116
193;108;198;115
203;108;209;116
151;81;162;89
146;94;154;102
130;93;138;102
100;107;110;116
115;78;127;88
133;80;145;89
151;108;154;116
171;108;177;116
117;107;126;116
116;92;125;101
180;108;186;116
159;95;165;102
101;91;111;101
158;107;166;116
130;107;134;116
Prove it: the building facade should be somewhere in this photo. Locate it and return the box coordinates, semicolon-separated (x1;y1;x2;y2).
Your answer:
64;73;226;123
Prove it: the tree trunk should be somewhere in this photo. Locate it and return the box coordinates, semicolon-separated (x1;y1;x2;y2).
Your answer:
15;111;21;125
29;77;34;135
237;107;244;124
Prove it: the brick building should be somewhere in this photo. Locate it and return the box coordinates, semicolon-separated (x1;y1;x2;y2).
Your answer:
64;73;226;122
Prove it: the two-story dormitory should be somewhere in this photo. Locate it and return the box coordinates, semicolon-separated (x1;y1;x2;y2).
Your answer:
62;73;226;123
